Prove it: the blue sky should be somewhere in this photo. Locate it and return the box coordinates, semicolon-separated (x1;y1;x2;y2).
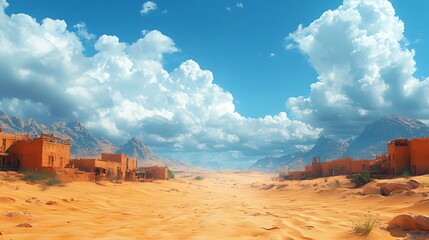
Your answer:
5;0;347;118
1;0;429;169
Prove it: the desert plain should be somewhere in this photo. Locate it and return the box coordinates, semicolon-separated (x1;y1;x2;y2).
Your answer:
1;170;428;240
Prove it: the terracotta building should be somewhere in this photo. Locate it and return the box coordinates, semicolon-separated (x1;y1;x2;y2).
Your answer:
282;137;429;181
310;157;372;178
136;166;169;180
70;153;138;180
0;128;30;169
283;157;376;180
407;138;429;175
387;139;410;176
7;133;70;171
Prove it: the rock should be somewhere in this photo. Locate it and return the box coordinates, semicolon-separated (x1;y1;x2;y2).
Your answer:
407;179;422;189
5;211;31;218
415;215;429;231
26;197;43;204
45;201;57;205
16;223;32;228
388;214;429;231
380;183;410;196
362;185;381;195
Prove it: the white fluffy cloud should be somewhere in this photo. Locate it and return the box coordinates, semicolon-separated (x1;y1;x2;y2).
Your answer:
74;22;95;41
0;1;321;166
140;1;157;15
286;0;429;138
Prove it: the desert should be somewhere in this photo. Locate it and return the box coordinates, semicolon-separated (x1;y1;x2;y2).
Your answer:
1;170;428;239
2;0;429;239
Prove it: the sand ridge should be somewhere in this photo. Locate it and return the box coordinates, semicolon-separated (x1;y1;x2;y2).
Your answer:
1;170;428;239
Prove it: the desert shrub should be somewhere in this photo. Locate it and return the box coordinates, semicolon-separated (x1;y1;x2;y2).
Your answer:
401;169;410;178
352;215;377;236
351;170;372;187
23;170;54;182
329;179;342;188
167;169;175;180
45;177;62;186
22;170;62;189
194;175;204;180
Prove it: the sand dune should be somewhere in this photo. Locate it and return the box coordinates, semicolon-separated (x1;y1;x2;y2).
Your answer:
0;170;428;239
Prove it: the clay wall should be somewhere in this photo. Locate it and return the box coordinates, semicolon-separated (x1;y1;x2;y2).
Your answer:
409;138;429;175
126;158;137;171
137;166;169;180
7;139;43;170
388;139;410;176
289;171;306;180
0;132;29;153
327;158;353;176
320;162;331;177
305;166;313;179
351;160;373;173
101;153;127;164
40;138;70;168
153;166;168;180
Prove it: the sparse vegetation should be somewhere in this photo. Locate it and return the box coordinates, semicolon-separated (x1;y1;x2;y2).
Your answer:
168;169;175;180
328;179;342;188
401;169;410;178
351;170;372;187
22;170;62;189
194;175;204;180
46;177;62;186
23;170;55;182
352;215;378;236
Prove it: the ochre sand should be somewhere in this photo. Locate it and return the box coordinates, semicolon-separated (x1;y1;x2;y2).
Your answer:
1;170;428;239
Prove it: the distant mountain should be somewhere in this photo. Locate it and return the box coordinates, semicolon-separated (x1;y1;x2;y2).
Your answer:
344;114;429;159
0;111;49;133
0;111;190;170
119;137;161;161
51;120;118;157
0;110;118;157
250;136;348;172
118;137;191;169
251;114;429;173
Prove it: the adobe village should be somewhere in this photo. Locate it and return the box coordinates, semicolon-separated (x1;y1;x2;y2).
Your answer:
1;124;429;239
0;128;169;181
282;138;429;180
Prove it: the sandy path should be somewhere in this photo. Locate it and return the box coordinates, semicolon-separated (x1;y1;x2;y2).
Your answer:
0;171;428;239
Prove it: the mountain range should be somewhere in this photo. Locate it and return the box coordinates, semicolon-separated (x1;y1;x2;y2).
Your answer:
250;115;429;172
2;111;427;172
0;111;188;169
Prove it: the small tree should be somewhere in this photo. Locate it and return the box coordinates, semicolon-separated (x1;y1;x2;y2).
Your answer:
351;170;372;187
167;169;175;180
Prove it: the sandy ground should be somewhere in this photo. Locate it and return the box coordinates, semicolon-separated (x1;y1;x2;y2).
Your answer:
0;170;428;240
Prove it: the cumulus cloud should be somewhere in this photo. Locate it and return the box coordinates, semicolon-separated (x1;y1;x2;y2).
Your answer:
140;1;157;15
236;2;244;8
73;22;95;41
0;1;320;167
286;0;429;138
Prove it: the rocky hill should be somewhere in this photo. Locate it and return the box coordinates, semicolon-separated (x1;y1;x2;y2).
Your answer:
343;115;429;159
0;111;187;169
118;137;191;169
